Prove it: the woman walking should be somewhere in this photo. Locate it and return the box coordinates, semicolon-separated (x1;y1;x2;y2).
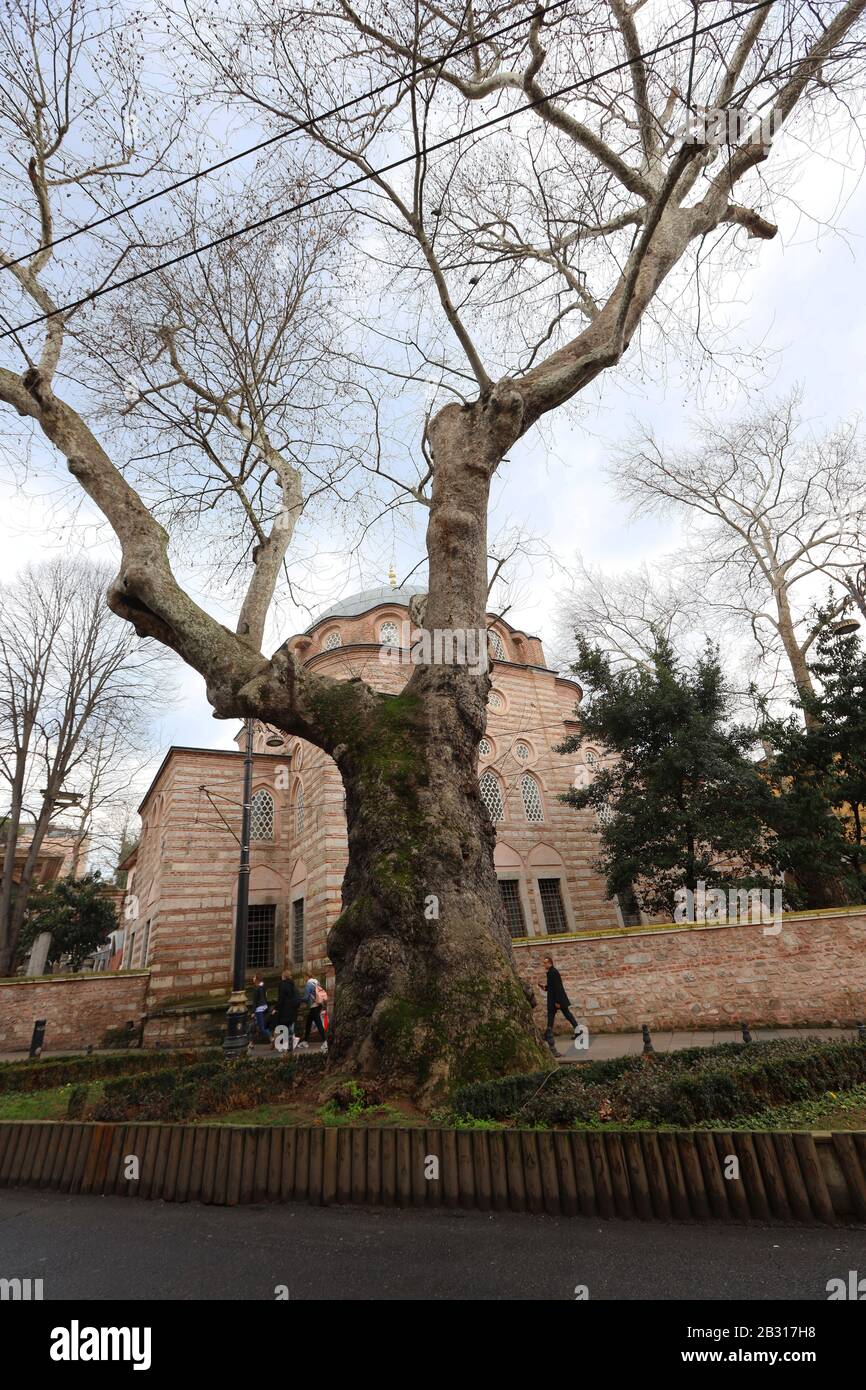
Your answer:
300;976;328;1049
275;970;302;1051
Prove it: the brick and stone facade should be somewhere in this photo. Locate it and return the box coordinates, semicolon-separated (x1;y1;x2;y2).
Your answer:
516;908;866;1034
122;584;623;1010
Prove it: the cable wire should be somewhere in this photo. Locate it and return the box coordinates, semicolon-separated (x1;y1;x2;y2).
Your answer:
0;1;774;341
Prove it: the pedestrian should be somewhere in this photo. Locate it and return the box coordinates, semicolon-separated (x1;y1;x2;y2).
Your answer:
275;969;302;1051
539;955;580;1053
299;976;328;1049
251;975;272;1042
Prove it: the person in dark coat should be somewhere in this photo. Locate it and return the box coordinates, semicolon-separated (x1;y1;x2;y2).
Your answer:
275;970;302;1050
251;975;272;1041
540;955;579;1052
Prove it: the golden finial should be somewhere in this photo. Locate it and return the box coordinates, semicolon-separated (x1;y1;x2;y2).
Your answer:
388;563;397;588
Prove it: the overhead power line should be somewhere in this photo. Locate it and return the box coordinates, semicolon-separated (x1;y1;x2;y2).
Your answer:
1;0;579;272
1;0;774;342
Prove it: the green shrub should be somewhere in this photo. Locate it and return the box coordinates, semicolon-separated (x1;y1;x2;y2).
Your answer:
0;1049;208;1095
451;1038;866;1128
92;1053;327;1122
66;1083;89;1118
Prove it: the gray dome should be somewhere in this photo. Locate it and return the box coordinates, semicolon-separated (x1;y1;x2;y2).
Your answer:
308;584;426;631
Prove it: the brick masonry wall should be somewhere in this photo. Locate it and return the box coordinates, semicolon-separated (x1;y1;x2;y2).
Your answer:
0;971;150;1052
514;910;866;1033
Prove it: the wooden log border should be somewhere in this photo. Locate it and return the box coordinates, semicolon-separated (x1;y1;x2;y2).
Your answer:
0;1122;862;1223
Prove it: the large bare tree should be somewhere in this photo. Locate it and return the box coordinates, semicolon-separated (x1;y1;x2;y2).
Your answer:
0;558;165;975
1;0;865;1090
612;394;866;718
555;555;703;671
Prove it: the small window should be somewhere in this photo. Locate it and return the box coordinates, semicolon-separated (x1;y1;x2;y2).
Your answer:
292;898;305;962
479;737;492;758
584;748;599;769
479;770;504;823
126;930;136;969
323;630;342;650
499;880;527;938
140;919;151;967
488;630;505;660
247;904;276;969
597;803;614;827
520;773;544;823
295;781;305;834
538;878;567;934
514;741;530;761
488;690;503;710
380;620;399;646
250;789;275;840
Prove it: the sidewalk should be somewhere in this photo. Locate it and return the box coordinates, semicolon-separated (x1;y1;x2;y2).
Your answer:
551;1025;858;1061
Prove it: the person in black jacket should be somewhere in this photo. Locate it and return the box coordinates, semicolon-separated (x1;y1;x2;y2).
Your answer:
251;975;272;1042
540;955;579;1052
275;970;302;1050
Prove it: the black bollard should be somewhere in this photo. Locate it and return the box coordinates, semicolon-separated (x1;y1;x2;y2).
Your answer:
641;1023;654;1054
28;1019;46;1059
741;1022;752;1043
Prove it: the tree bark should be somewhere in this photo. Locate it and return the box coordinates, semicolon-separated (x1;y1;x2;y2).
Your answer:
327;391;548;1096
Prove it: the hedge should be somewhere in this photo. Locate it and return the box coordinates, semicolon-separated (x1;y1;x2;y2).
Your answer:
451;1038;866;1128
0;1049;210;1095
93;1052;327;1122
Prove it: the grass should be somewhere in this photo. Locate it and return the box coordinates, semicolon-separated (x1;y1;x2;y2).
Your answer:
198;1100;422;1128
0;1080;105;1121
703;1084;866;1133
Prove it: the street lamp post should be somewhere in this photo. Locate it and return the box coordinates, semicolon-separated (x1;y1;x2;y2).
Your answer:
224;717;254;1056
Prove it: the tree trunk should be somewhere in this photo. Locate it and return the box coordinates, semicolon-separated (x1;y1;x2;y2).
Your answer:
774;581;818;727
326;393;548;1097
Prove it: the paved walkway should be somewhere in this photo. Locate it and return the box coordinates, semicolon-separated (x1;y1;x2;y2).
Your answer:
2;1026;856;1066
552;1025;858;1061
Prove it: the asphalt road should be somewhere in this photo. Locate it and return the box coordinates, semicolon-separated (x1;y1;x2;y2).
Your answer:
1;1188;864;1301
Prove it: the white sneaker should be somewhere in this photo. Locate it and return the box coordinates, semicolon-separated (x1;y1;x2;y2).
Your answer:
296;1041;309;1050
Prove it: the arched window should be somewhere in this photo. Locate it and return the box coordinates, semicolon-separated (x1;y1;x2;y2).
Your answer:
323;630;342;650
250;789;275;840
488;690;503;710
479;737;492;758
521;773;544;823
479;770;504;823
488;630;505;660
584;748;599;769
295;780;305;834
379;620;399;646
597;802;614;827
514;741;530;761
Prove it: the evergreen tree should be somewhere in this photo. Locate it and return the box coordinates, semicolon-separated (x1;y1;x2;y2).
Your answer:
17;872;117;973
763;616;866;905
560;635;778;918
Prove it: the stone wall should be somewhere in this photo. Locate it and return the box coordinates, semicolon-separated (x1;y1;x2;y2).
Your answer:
0;971;149;1053
6;911;861;1055
514;909;866;1034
